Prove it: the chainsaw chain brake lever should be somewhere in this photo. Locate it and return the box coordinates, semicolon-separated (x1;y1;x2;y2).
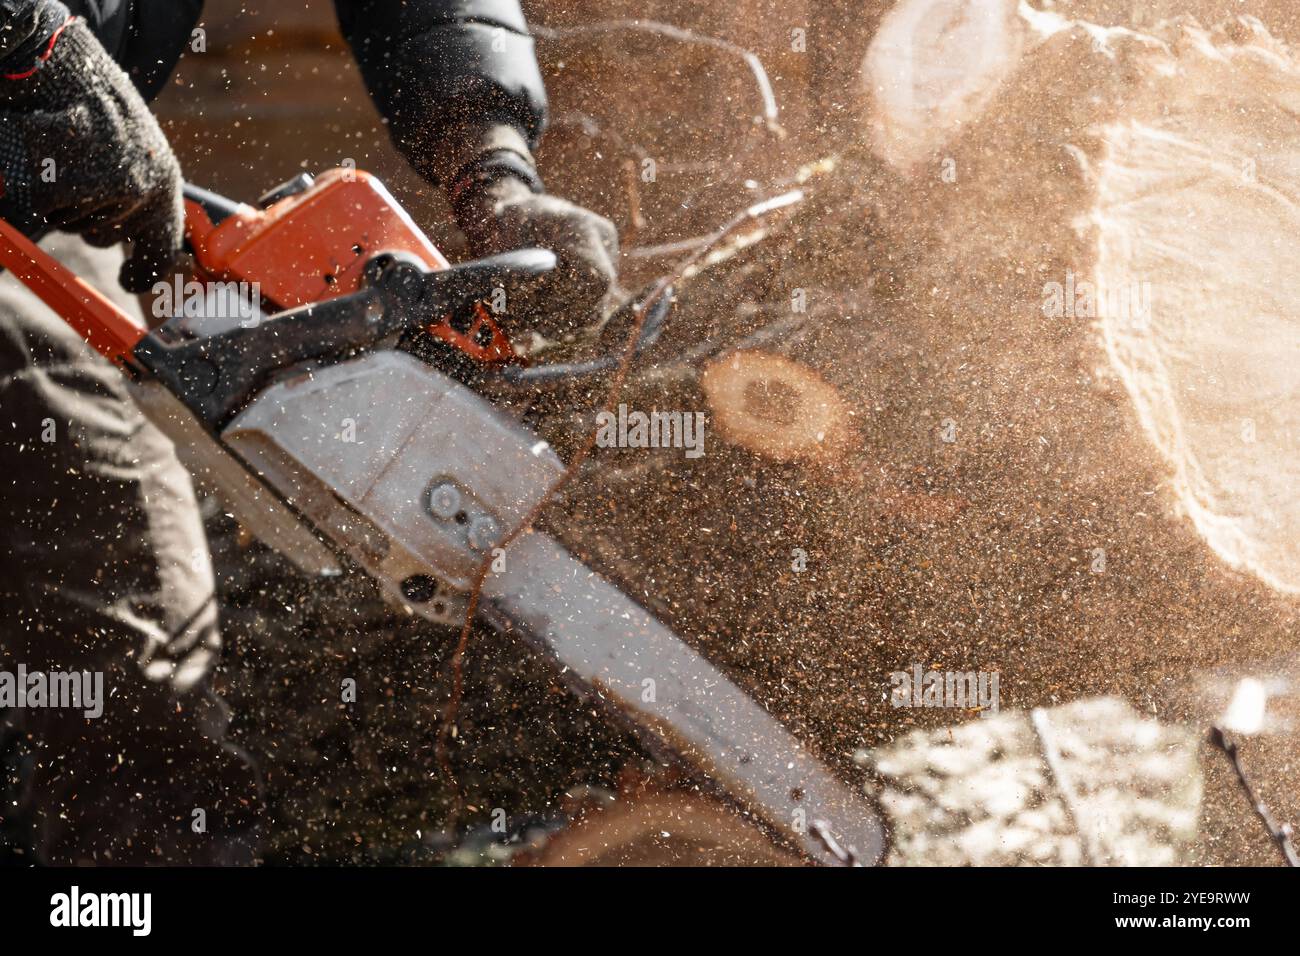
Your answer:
133;248;557;429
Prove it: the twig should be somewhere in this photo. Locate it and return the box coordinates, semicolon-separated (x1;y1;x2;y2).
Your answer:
1208;725;1300;867
434;190;805;816
1031;707;1100;866
535;19;788;246
532;19;783;135
809;819;864;867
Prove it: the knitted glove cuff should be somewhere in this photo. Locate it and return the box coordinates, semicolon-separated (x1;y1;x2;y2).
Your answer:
0;1;73;83
1;16;106;104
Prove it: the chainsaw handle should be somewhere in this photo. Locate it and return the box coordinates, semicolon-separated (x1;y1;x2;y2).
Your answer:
183;182;244;228
405;247;556;298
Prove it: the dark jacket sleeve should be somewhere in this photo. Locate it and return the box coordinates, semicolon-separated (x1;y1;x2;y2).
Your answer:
333;0;548;184
0;0;69;72
64;0;203;100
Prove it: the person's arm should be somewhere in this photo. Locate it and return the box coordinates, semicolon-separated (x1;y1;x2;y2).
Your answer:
333;0;545;186
335;0;618;333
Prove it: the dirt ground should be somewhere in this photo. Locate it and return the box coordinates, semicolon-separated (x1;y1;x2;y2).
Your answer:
153;1;1300;865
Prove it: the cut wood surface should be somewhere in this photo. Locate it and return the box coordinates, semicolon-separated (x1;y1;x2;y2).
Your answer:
701;350;853;463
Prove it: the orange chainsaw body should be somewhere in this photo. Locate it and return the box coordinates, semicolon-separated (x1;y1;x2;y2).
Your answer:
184;168;517;364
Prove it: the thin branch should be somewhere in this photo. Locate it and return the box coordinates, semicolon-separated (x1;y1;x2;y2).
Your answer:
1031;707;1100;866
1208;725;1300;867
434;190;805;815
532;19;783;135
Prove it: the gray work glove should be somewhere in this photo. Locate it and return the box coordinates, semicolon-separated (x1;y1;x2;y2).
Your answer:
0;16;184;293
445;124;619;338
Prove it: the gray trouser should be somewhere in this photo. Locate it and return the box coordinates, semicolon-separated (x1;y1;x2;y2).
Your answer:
0;235;258;864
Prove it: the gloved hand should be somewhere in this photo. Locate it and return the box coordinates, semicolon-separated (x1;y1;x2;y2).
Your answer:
0;15;184;293
445;124;619;338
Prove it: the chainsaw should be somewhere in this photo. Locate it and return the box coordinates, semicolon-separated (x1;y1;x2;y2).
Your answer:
0;168;884;866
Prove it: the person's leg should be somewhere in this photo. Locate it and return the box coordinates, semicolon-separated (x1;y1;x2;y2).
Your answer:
0;234;259;864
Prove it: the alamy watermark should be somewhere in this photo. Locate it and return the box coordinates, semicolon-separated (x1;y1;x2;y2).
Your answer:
1042;271;1151;328
151;277;262;328
0;665;103;719
890;663;1000;718
50;886;150;936
596;404;706;459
